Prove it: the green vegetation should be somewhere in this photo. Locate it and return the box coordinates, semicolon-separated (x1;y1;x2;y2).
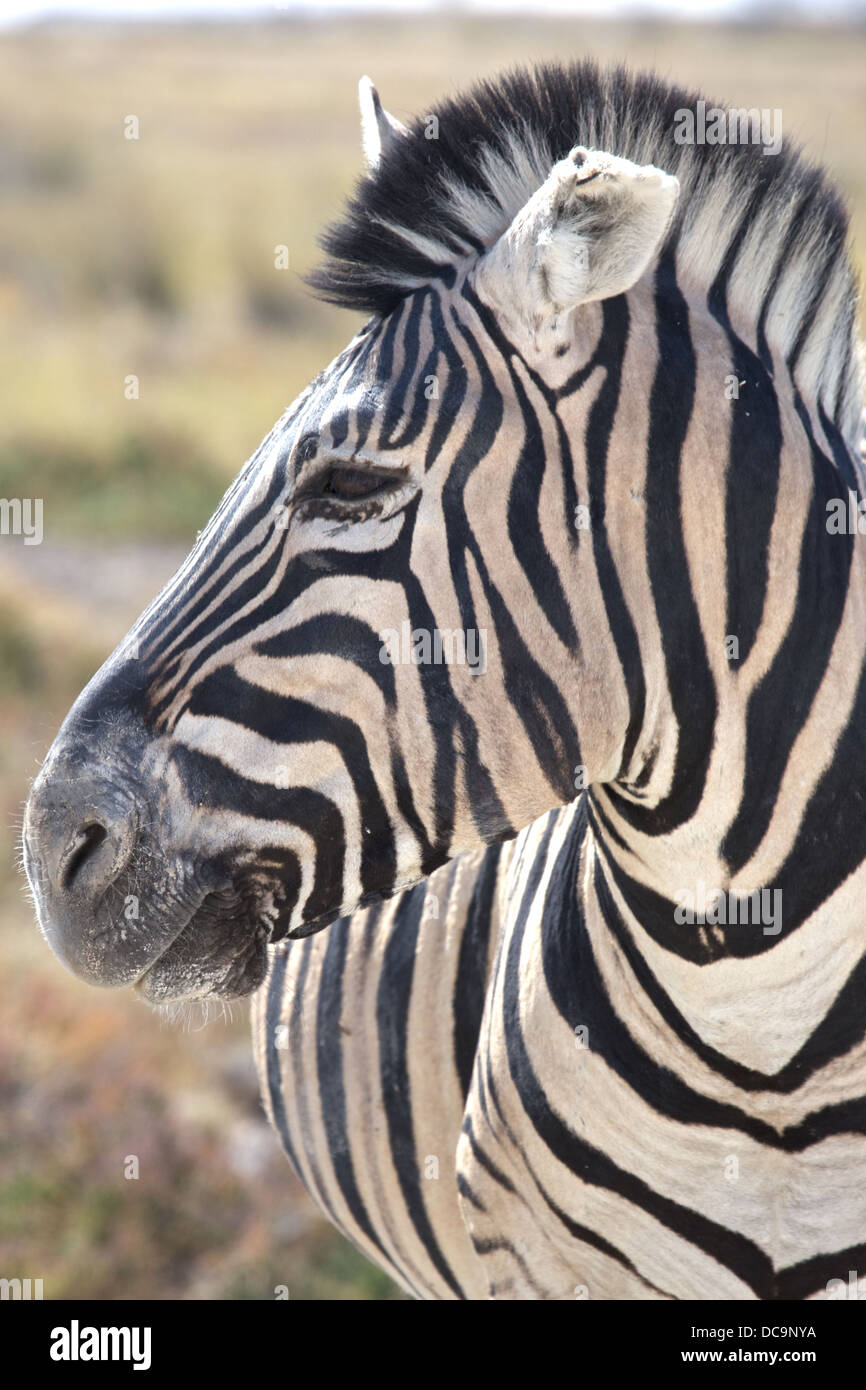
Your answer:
0;433;228;541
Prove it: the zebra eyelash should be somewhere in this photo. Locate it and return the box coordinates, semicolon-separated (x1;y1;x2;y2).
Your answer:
289;461;413;522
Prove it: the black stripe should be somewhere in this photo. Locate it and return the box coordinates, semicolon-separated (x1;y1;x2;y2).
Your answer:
453;845;498;1098
594;847;866;1095
460;1115;517;1196
463;283;578;652
377;289;435;451
455;1173;488;1213
706;229;783;669
145;442;289;671
315;912;415;1283
255;614;397;704
502;809;775;1299
776;1241;866;1301
722;395;854;873
472;1237;545;1294
171;745;344;928
446;307;582;803
187;667;396;904
534;1178;675;1298
376;882;465;1298
605;252;717;835
581;295;648;780
545;815;866;1148
287;937;340;1225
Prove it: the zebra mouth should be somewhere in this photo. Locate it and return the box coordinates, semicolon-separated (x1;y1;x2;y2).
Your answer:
133;881;272;1005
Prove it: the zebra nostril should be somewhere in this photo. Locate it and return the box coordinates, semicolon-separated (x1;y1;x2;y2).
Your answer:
60;822;110;892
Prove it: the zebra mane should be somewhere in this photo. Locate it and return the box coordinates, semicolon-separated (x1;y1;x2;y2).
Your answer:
309;61;863;443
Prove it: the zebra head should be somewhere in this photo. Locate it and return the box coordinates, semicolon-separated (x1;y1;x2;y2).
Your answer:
24;72;684;1005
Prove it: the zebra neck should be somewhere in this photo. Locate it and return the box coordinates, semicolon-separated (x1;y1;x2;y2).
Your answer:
529;799;866;1078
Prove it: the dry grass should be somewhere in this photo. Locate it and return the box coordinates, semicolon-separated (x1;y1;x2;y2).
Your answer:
0;16;863;536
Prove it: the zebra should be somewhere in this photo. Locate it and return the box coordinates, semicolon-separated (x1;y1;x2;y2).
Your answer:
22;61;866;1300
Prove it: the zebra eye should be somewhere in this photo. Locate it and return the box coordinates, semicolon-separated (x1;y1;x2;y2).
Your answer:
290;461;411;524
319;467;392;501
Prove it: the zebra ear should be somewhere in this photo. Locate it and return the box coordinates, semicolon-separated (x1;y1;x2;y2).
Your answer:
358;76;409;172
473;146;679;336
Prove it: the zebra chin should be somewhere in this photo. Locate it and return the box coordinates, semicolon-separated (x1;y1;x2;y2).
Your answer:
133;885;272;1005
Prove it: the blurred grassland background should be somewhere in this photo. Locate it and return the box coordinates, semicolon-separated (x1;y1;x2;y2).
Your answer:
0;10;864;1299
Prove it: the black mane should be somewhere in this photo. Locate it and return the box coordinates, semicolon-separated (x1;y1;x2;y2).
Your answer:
309;60;850;319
